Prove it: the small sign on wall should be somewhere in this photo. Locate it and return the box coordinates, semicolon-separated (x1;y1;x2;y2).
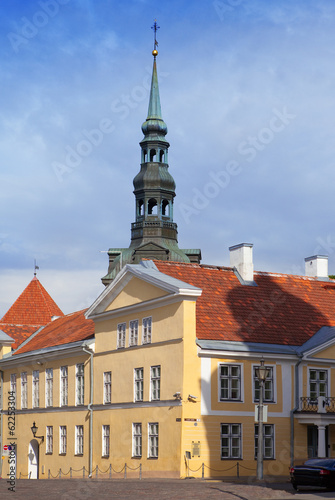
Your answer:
191;441;201;457
255;405;268;422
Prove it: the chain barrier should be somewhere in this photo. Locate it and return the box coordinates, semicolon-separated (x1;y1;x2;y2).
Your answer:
19;471;32;479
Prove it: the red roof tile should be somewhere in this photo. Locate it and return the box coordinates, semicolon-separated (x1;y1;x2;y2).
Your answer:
154;261;335;346
0;277;64;348
14;309;94;355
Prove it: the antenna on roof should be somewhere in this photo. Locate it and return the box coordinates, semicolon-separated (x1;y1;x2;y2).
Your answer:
34;259;39;277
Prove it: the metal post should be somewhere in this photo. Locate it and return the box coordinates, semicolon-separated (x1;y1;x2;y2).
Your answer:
70;467;72;478
83;466;85;478
109;464;112;479
96;465;98;478
257;378;264;480
139;463;142;480
202;463;204;479
124;463;127;479
48;469;50;479
237;462;239;478
59;468;61;479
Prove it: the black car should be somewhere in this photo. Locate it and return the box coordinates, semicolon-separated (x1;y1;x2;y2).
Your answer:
290;458;335;491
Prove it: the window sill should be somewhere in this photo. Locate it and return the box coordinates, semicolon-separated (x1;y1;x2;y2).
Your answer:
221;458;243;461
147;457;158;460
219;399;243;403
132;456;142;459
75;454;83;457
45;452;53;455
59;453;66;456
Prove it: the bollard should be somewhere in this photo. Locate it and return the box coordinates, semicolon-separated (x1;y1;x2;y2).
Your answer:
70;467;72;479
48;469;51;479
202;463;204;479
124;463;127;479
237;462;239;478
59;468;61;479
109;464;112;479
83;466;85;478
96;465;98;478
139;463;142;480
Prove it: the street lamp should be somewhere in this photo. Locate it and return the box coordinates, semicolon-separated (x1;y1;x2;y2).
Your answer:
255;358;269;480
31;422;44;443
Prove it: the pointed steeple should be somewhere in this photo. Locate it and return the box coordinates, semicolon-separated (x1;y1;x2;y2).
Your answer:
102;23;201;286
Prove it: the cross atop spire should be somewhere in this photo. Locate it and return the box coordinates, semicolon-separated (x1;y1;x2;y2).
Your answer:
151;19;159;57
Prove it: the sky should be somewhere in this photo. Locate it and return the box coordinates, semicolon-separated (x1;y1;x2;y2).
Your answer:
1;0;335;317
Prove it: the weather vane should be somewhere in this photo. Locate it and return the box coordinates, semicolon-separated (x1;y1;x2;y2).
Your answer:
151;19;159;56
34;259;39;277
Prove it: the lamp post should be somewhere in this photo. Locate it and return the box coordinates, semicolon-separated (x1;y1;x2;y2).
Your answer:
255;358;269;480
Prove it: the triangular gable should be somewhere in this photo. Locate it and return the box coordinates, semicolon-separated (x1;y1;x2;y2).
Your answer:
86;261;202;320
298;326;335;360
105;276;169;311
311;344;335;360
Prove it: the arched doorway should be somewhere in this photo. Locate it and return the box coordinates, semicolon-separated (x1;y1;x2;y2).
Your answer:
28;439;39;479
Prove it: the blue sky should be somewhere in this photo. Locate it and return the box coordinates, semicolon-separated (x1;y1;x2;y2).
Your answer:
1;0;335;316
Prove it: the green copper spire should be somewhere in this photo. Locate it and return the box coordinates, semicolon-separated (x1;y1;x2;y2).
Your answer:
101;22;201;286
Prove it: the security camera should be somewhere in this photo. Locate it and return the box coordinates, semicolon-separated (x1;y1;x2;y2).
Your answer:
173;392;181;398
188;394;197;399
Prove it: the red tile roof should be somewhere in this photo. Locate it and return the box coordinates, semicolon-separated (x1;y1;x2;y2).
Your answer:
154;261;335;346
14;309;94;355
0;277;64;349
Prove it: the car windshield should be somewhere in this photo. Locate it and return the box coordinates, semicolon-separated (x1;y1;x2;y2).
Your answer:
304;459;335;468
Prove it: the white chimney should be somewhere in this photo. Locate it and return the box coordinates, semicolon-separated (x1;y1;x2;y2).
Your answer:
229;243;254;282
305;255;328;278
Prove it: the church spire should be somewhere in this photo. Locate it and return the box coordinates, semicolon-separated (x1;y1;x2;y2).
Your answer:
101;22;201;286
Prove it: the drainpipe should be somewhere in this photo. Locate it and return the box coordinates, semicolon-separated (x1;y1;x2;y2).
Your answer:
290;355;303;468
83;346;94;478
0;370;3;479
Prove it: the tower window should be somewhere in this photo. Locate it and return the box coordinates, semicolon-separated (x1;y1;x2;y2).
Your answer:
138;200;144;216
162;199;169;216
148;198;158;215
159;150;165;162
150;149;156;162
142;149;147;162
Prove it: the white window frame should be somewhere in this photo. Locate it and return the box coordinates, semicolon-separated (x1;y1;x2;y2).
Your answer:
76;363;85;405
142;317;152;344
308;368;329;400
129;319;139;347
220;423;242;459
59;426;67;454
132;423;142;457
148;423;159;458
103;371;112;404
32;370;39;408
218;363;243;402
21;372;27;409
253;364;275;403
10;374;16;408
117;322;126;349
45;368;53;407
102;425;110;457
46;426;53;454
75;425;84;455
255;424;275;459
60;366;68;406
150;366;161;401
134;368;143;402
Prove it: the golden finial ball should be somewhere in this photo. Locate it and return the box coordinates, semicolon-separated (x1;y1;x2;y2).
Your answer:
152;49;158;56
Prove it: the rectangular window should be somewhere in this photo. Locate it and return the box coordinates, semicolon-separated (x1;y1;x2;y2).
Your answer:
59;426;67;454
46;426;53;454
32;370;39;408
254;366;274;402
255;424;274;459
142;317;152;344
129;320;139;346
45;368;53;407
148;423;159;458
309;369;328;400
103;371;112;404
60;366;68;406
102;425;110;457
21;372;27;409
221;423;242;459
219;364;241;401
10;374;16;408
75;425;84;455
117;322;126;349
150;366;161;401
134;368;143;402
132;423;142;457
76;363;85;405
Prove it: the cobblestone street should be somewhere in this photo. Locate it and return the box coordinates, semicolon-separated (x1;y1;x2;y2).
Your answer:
1;478;335;500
